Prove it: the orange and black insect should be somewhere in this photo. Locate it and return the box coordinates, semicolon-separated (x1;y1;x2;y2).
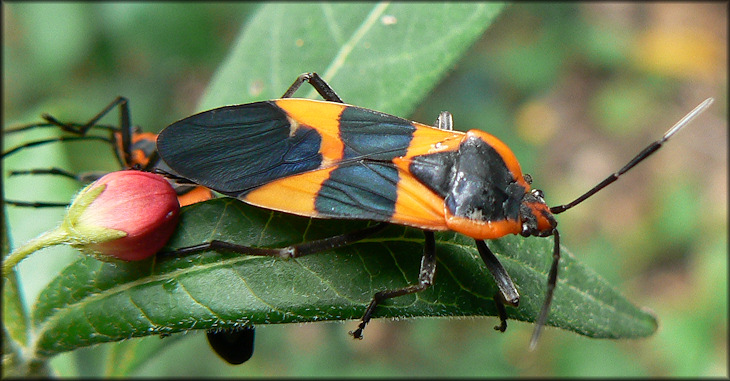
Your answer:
2;97;213;208
156;73;711;348
2;99;255;364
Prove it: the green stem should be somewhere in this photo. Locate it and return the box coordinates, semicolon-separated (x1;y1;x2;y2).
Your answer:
3;228;69;277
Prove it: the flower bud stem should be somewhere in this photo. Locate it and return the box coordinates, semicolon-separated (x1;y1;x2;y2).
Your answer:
3;228;69;277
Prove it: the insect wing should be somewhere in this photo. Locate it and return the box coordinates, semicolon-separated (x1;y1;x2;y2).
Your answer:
157;99;463;228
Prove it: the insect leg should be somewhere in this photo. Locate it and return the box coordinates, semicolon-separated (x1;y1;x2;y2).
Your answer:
2;135;114;158
474;240;520;332
281;72;344;103
38;96;130;136
3;121;117;135
162;222;388;258
492;293;509;332
3;97;133;168
4;168;98;208
3;200;71;208
434;111;453;131
349;230;437;339
8;167;87;181
4;168;107;208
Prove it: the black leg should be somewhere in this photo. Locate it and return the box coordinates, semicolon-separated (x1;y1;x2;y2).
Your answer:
492;292;509;332
36;96;130;136
8;167;85;181
4;200;71;208
474;240;519;306
4;168;121;208
161;222;388;258
162;222;389;352
281;72;344;103
2;135;114;159
4;169;104;209
3;120;117;135
474;240;519;333
3;98;155;210
349;230;438;339
434;111;453;131
3;96;133;168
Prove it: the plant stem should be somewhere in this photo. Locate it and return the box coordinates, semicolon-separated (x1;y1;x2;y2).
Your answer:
3;228;69;277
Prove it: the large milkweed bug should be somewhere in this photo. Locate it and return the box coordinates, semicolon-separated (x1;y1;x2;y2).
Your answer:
155;72;713;348
2;100;255;364
2;97;213;208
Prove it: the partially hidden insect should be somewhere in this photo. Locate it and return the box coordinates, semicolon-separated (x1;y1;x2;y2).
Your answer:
2;97;213;207
151;72;712;348
2;99;255;364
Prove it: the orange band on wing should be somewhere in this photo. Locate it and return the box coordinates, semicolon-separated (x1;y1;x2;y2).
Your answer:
274;99;347;164
243;167;336;218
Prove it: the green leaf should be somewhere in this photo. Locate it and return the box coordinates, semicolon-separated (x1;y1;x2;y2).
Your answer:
103;335;186;377
29;199;656;358
200;2;507;114
2;269;30;348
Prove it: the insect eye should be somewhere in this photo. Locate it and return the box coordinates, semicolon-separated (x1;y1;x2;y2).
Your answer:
523;174;533;185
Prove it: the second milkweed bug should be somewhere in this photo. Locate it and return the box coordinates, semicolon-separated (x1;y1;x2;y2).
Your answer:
155;72;712;348
2;100;255;364
2;97;213;208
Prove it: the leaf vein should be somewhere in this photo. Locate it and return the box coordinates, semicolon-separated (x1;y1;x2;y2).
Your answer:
309;1;391;97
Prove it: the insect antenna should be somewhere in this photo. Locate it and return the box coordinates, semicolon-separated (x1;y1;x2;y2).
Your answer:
550;98;713;215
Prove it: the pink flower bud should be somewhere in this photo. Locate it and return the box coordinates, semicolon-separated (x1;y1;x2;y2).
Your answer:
69;170;181;261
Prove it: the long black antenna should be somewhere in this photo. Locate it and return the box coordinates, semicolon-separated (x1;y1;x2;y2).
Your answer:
550;98;714;215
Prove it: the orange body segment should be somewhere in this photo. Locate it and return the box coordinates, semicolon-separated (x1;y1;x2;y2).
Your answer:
445;213;523;240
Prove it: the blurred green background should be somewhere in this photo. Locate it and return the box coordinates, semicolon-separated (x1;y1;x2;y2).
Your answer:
2;2;726;377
